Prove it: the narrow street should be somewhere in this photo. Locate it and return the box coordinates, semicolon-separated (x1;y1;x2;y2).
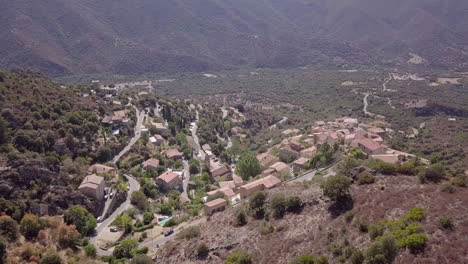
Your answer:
180;160;191;203
90;175;141;256
111;106;146;164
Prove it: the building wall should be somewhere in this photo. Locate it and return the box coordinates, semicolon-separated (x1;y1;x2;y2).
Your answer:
240;184;265;199
204;201;228;216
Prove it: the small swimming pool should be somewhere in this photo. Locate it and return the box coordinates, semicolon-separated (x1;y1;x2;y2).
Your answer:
158;217;172;226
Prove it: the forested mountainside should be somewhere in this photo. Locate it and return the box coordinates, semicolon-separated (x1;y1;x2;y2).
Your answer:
0;69;117;217
1;0;468;76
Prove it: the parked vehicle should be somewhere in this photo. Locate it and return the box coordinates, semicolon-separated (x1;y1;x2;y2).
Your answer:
109;192;113;198
164;229;174;237
110;227;118;232
97;216;102;223
104;195;108;200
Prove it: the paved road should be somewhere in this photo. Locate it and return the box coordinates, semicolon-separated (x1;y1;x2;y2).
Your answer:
91;175;141;256
180;160;191;203
111;106;146;164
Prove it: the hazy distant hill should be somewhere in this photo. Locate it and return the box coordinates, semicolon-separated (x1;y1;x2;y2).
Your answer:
1;0;467;76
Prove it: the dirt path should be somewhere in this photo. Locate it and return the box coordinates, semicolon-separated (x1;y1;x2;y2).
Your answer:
382;73;392;91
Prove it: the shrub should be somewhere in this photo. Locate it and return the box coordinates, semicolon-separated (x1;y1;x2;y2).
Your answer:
57;224;81;248
365;235;398;264
249;192;267;219
63;205;96;236
234;210;247;227
289;254;315;264
258;222;274;235
438;216;454;230
176;226;200;240
400;233;427;253
343;211;354;223
403;208;426;222
197;243;209;258
131;254;153;264
349;248;364;264
39;252;62;264
358;220;369;233
320;174;351;203
369;224;385;240
286;196;302;213
451;176;466;187
0;215;19;241
270;194;287;218
356;171;375;185
419;164;445;183
20;214;42;240
225;250;251;264
84;244;96;257
440;183;456;193
0;239;5;264
130;191;149;211
113;238;138;259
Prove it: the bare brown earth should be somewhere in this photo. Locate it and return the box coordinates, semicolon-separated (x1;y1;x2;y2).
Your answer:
155;175;468;264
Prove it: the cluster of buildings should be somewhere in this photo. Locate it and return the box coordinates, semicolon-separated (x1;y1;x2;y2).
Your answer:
78;164;116;201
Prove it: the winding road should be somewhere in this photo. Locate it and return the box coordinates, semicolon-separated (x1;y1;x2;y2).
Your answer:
111;106;146;164
269;116;288;129
91;175;141;256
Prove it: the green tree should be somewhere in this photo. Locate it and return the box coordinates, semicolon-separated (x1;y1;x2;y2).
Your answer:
289;254;315;264
113;238;138;259
0;238;6;264
189;159;200;174
143;212;154;225
249;192;267;219
234;210;247;227
130;191;149;211
39;252;62;264
320;174;352;203
270;194;287;218
131;254;153;264
84;243;97;257
0;215;19;241
236;153;261;180
225;250;251;264
0;117;9;144
20;214;41;240
63;205;97;236
365;235;398;264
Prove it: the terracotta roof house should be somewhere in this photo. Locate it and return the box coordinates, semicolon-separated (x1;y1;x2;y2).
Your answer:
112;110;128;123
282;128;300;137
210;165;232;180
156;171;182;190
344;134;356;145
207;187;236;198
269;162;291;177
312;126;327;133
202;144;212;151
314;132;329;146
232;175;244;187
142;158;160;170
165;149;183;160
357;138;388;155
219;181;236;189
293;157;309;173
300;146;317;159
239;175;282;199
78;174;105;200
289;139;304;152
257;153;278;169
262;168;277;176
327;132;340;145
153;123;168;131
204;198;228;216
101;116;113;124
150;134;165;146
367;127;386;137
279;145;299;161
88;164;116;175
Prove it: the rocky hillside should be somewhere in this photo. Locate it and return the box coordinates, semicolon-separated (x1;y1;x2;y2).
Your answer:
0;69;103;216
1;0;468;75
155;175;468;264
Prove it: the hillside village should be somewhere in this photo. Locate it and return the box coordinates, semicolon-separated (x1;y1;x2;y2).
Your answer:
0;71;466;264
70;80;441;257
